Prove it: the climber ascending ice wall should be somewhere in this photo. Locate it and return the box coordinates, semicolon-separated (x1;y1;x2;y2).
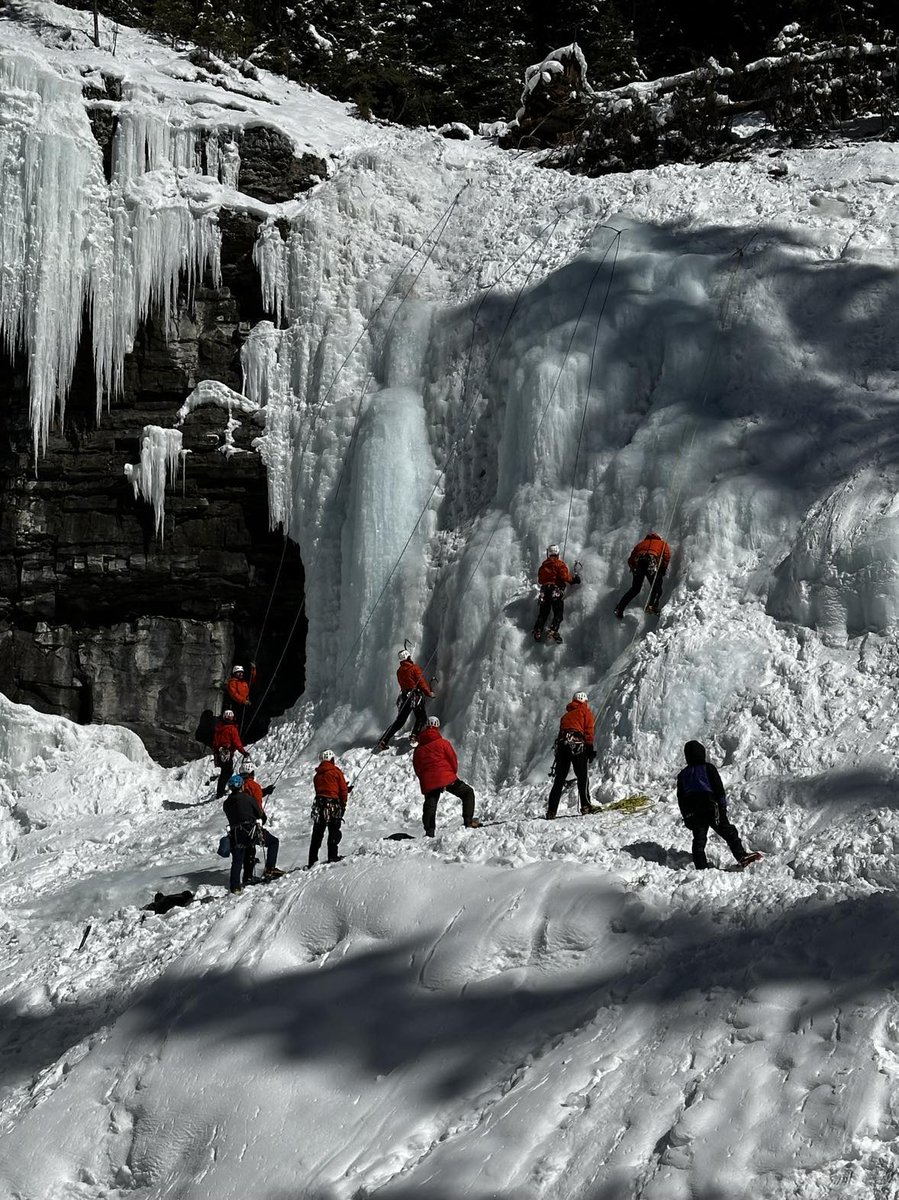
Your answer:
246;142;899;790
4;7;899;794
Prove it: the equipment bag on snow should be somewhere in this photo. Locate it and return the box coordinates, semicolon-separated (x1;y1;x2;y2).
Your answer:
216;833;231;857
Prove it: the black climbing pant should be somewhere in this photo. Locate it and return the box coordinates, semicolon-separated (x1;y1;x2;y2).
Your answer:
536;585;565;632
682;796;747;868
422;779;476;836
546;744;590;816
380;690;428;748
616;556;666;614
309;802;343;865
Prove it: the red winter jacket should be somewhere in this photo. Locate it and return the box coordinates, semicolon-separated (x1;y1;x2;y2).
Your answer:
242;777;264;808
538;556;573;587
628;534;670;572
412;727;458;795
225;666;257;706
314;760;349;808
397;660;433;696
212;719;246;755
559;700;595;745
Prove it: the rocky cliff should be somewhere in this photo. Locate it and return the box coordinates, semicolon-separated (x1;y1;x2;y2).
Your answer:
0;107;324;764
0;263;305;764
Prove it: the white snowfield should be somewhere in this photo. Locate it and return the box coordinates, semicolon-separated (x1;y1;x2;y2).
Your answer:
3;3;899;1197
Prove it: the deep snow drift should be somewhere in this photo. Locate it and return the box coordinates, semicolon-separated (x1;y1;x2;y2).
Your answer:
3;3;899;1198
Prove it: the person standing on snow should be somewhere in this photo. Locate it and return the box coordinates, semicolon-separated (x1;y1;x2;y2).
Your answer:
676;741;759;870
546;691;599;818
224;662;256;725
375;649;434;752
222;774;283;894
237;763;275;883
615;532;671;618
308;751;351;867
212;710;249;798
412;717;481;837
534;544;580;643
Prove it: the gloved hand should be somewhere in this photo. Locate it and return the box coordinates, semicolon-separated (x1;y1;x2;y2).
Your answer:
347;785;354;793
572;574;582;585
261;785;275;797
586;744;597;761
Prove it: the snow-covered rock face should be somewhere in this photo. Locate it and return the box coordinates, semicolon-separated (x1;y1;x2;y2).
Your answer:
768;468;899;641
242;142;899;793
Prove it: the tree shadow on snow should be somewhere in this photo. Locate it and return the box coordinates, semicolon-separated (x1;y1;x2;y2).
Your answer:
787;765;899;814
6;884;899;1100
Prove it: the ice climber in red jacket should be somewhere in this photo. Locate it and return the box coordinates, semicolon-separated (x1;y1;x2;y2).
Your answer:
308;751;351;867
411;717;481;837
212;710;249;798
375;649;435;752
546;692;600;819
534;544;581;643
615;532;671;618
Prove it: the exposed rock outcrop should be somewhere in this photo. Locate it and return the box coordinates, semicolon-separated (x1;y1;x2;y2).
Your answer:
239;124;328;203
0;274;305;765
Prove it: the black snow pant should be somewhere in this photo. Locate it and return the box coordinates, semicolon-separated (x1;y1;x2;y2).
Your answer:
535;585;565;633
309;799;343;865
216;754;235;799
229;826;279;890
682;796;747;868
380;690;428;747
422;779;476;837
546;744;590;817
616;557;667;615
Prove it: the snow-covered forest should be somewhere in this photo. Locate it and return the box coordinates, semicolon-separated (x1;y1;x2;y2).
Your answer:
2;0;899;1195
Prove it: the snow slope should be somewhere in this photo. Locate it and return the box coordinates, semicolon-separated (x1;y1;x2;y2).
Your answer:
3;3;899;1197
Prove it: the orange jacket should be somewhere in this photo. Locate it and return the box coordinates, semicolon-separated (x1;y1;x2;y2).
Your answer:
538;557;573;587
314;760;349;807
397;660;433;696
225;666;257;705
559;700;595;744
242;777;264;808
628;534;670;571
212;718;246;755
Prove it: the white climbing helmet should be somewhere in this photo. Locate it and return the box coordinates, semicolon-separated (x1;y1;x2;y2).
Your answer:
398;649;412;661
427;716;441;728
232;664;245;674
546;544;560;556
574;691;588;703
223;709;236;720
321;750;335;762
240;762;256;777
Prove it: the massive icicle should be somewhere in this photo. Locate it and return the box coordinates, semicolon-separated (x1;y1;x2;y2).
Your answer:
0;49;224;454
124;426;188;539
